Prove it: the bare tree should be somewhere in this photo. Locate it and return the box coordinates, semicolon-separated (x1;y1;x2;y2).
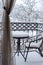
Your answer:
10;0;43;22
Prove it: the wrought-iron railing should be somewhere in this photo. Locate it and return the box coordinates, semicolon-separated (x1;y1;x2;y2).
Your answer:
0;22;43;32
10;22;38;31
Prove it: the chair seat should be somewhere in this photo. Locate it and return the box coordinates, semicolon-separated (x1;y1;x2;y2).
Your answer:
26;40;42;48
30;42;40;48
25;39;43;61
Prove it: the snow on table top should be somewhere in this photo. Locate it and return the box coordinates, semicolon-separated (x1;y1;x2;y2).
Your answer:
12;31;29;38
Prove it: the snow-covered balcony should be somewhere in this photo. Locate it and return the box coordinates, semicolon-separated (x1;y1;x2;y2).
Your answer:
10;22;43;65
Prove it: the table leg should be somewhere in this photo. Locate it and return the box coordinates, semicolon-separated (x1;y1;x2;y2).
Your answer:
17;38;20;56
14;38;26;60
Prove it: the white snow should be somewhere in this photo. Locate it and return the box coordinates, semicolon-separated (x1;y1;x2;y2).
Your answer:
14;52;43;65
12;31;29;38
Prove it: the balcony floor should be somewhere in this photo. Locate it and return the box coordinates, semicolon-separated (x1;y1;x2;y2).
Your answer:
14;52;43;65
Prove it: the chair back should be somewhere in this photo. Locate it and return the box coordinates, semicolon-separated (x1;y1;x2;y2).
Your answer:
37;39;42;47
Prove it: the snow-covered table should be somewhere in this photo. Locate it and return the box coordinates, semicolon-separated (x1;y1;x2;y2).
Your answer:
12;31;29;39
12;31;29;59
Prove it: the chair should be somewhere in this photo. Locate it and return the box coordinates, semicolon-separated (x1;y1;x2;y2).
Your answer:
24;35;43;61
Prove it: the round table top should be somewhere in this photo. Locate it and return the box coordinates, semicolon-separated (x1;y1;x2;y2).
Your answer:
12;31;29;39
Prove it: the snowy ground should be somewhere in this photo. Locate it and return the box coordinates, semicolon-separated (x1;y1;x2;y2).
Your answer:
13;52;43;65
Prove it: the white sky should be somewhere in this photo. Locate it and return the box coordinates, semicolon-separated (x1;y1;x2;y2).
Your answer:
16;0;43;11
34;0;43;11
16;0;24;5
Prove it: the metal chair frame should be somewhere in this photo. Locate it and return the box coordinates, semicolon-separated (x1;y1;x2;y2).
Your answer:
24;36;43;61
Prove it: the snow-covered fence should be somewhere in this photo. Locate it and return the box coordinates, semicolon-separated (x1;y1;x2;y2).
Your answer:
11;22;38;31
0;22;43;35
0;22;43;34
